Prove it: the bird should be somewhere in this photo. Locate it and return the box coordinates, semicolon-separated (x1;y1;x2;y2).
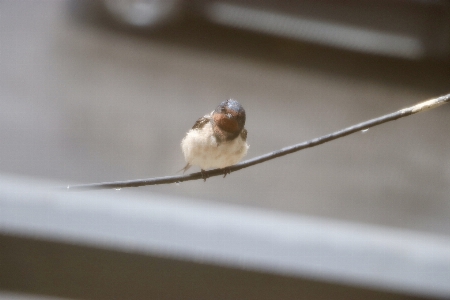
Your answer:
180;99;249;180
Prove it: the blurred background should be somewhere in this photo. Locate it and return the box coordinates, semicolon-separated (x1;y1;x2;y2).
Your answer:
1;0;450;299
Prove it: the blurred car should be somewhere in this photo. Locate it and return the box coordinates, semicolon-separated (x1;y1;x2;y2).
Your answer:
90;0;450;60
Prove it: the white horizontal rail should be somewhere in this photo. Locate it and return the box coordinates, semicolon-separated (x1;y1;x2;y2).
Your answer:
0;174;449;298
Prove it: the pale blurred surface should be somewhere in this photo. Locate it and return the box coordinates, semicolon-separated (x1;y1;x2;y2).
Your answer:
1;0;450;236
0;291;71;300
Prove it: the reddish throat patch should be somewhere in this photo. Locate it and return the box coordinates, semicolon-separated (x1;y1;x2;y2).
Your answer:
214;113;239;133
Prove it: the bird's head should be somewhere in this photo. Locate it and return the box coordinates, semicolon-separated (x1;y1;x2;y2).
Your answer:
212;99;246;141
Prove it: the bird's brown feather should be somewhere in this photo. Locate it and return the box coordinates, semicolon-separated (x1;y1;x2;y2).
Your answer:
192;116;210;130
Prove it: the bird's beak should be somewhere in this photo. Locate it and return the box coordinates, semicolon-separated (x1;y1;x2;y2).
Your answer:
226;113;232;119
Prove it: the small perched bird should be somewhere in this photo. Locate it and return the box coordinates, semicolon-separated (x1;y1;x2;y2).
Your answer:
181;99;249;179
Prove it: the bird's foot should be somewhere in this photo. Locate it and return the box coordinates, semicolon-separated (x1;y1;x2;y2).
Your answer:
201;169;209;182
222;167;231;178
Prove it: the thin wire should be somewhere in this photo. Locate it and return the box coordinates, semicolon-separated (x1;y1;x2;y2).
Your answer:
66;93;450;190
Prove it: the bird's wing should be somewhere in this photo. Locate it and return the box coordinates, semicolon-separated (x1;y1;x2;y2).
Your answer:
240;128;247;141
192;115;211;130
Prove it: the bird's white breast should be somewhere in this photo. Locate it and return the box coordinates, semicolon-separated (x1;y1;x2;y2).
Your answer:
181;122;248;170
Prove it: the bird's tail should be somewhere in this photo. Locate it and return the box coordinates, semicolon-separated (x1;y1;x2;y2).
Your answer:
178;163;191;173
